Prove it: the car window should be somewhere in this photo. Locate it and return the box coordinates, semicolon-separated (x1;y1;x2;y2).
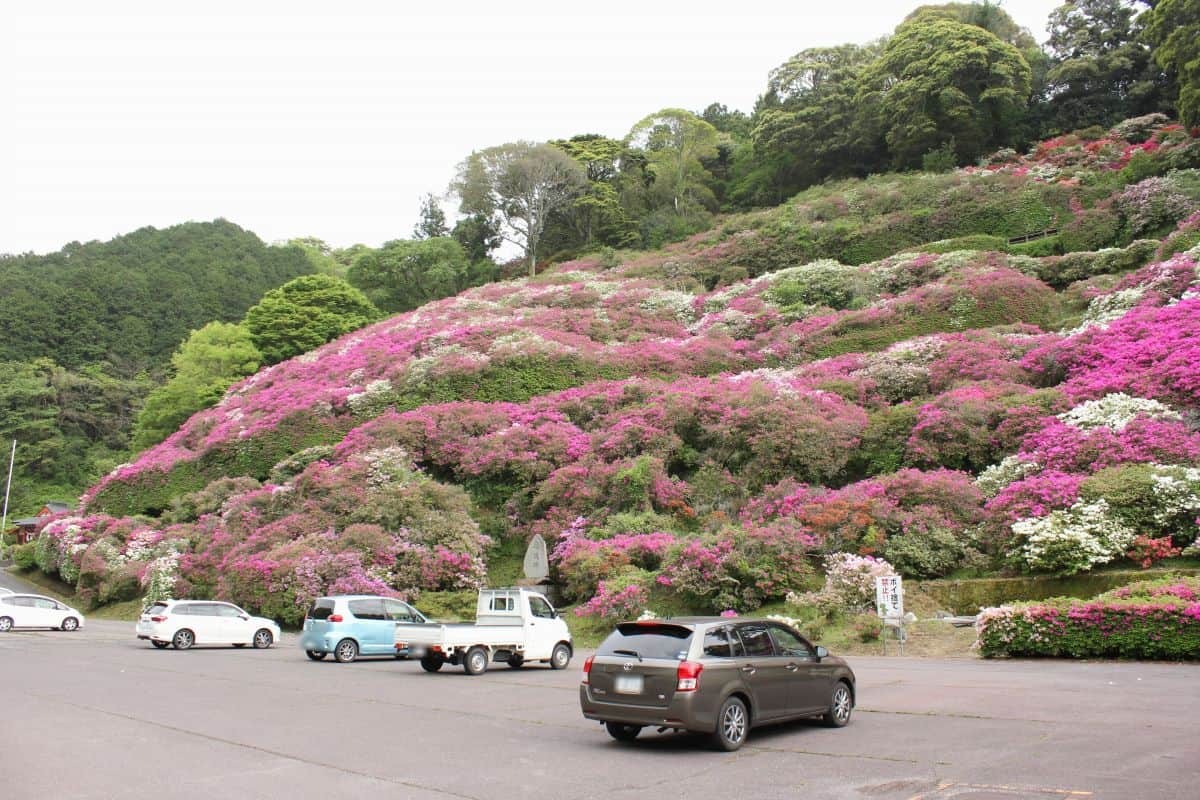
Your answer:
12;597;37;607
598;623;693;661
348;598;386;620
214;604;244;618
735;624;775;657
768;624;814;660
308;599;336;620
489;595;515;612
702;626;734;658
194;604;222;616
528;596;555;619
383;599;421;622
145;602;168;615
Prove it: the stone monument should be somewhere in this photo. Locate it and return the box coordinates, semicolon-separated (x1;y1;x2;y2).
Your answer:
521;534;550;583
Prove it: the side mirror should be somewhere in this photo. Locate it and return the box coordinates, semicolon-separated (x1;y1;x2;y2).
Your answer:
240;614;250;621
814;646;829;661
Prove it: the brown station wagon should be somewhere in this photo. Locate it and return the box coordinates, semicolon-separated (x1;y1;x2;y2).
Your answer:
579;617;855;751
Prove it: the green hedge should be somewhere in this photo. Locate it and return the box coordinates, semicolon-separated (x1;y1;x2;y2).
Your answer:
915;570;1200;613
976;597;1200;659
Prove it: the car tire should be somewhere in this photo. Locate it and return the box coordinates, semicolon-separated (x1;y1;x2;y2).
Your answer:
823;682;853;728
463;646;489;675
306;650;327;661
711;696;749;752
549;642;571;670
334;638;358;663
605;722;643;743
0;616;13;632
253;629;273;649
152;641;170;649
507;654;524;669
420;653;444;672
60;616;80;632
172;629;195;650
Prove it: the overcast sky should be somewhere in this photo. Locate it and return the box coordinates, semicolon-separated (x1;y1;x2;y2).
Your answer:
1;0;1063;256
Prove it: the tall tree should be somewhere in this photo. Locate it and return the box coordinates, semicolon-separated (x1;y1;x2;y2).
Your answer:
243;274;378;365
413;193;450;240
547;134;639;251
451;142;587;277
346;237;478;313
1044;0;1167;131
749;43;885;202
625;109;720;214
859;17;1033;168
131;322;262;449
1144;0;1200;127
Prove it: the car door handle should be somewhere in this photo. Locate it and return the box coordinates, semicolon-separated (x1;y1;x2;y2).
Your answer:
785;663;799;672
740;665;756;674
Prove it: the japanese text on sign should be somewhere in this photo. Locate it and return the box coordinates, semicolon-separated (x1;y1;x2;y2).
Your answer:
875;575;903;618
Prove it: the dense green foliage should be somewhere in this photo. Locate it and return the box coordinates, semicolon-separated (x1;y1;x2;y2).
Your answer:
0;359;149;516
243;274;379;365
131;322;262;449
346;237;493;314
0;220;313;372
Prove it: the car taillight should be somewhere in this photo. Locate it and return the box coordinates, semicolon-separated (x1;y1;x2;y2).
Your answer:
150;615;167;623
328;614;343;623
582;655;595;685
676;660;703;692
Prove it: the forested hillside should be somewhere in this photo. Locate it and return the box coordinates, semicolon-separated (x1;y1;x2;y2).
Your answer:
0;220;316;516
0;220;314;371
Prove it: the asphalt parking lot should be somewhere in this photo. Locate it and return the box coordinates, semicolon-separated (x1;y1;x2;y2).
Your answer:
1;617;1196;800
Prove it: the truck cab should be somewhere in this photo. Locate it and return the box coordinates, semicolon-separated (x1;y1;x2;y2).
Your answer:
395;587;572;675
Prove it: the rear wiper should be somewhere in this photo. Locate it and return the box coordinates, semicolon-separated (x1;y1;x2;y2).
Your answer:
612;649;642;661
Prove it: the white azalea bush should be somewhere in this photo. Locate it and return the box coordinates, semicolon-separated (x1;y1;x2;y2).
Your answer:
1011;499;1136;575
787;553;897;613
975;455;1040;498
1057;393;1180;431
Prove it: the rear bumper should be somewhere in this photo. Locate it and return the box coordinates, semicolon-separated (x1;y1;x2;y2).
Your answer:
579;685;715;733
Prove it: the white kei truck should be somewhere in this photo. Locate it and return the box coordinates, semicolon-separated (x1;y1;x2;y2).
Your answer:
394;587;573;675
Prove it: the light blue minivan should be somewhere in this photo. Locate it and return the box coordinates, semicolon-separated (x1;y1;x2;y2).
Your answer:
300;595;428;663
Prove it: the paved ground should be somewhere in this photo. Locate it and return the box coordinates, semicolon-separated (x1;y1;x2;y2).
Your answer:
0;619;1196;800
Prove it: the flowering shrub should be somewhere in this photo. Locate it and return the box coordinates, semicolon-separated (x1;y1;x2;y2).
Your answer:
976;595;1200;659
787;553;896;613
1114;177;1194;237
1009;499;1136;575
574;569;652;619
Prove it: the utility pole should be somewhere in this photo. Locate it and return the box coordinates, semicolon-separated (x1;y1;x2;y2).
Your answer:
1;439;15;555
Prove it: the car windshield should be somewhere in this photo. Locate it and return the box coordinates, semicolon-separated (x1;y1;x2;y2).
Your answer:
598;623;694;661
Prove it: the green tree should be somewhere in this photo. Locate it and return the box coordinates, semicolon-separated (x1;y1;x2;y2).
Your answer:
452;141;587;277
1144;0;1200;127
1044;0;1168;132
413;193;449;239
243;275;378;365
346;237;477;313
625;108;720;214
547;134;639;251
131;322;262;449
451;213;502;264
860;17;1033;168
749;43;885;202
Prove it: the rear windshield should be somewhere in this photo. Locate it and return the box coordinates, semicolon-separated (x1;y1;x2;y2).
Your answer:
597;623;694;661
145;602;168;615
307;599;336;620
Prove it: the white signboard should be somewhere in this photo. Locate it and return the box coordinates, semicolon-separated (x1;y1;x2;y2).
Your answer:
875;575;903;619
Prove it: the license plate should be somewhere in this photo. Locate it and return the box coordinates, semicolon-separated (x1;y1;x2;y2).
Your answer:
614;675;643;694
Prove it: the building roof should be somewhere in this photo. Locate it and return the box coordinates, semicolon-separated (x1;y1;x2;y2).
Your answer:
43;502;72;513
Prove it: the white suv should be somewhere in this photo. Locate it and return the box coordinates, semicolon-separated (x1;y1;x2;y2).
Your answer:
136;599;280;650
